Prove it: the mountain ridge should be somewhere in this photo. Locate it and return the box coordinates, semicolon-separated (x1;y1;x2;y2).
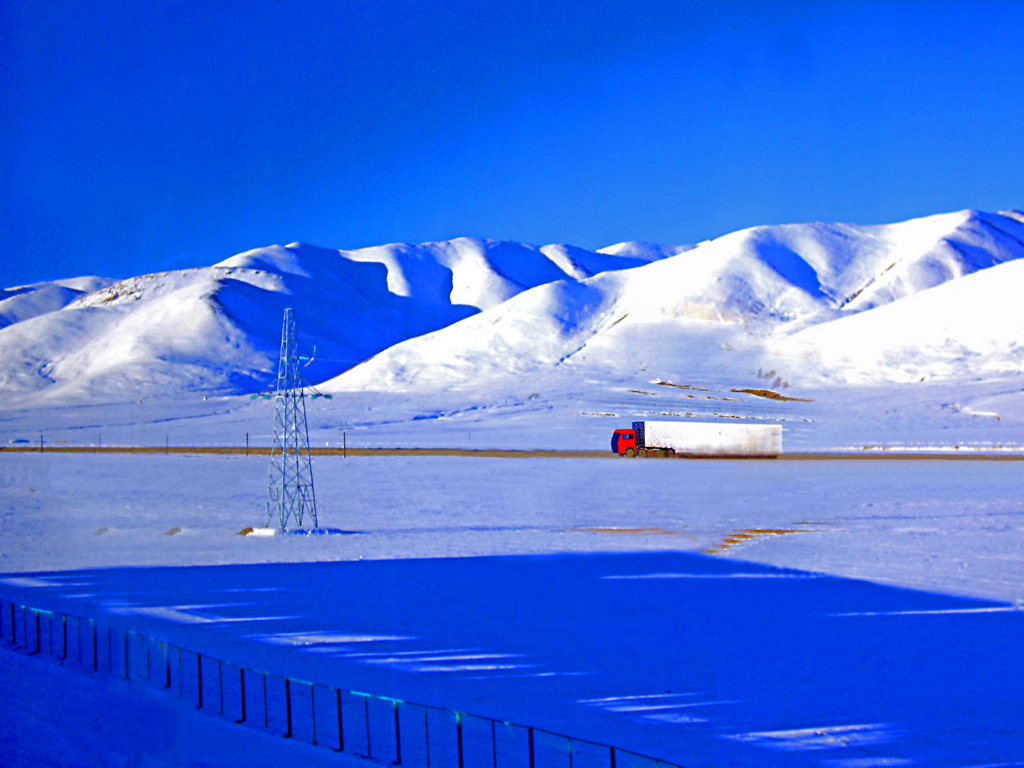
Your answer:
1;209;1021;405
323;209;1024;393
0;237;676;402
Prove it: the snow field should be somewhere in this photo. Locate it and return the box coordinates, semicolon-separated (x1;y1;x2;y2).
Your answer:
2;550;1022;767
2;448;1023;765
1;451;1021;604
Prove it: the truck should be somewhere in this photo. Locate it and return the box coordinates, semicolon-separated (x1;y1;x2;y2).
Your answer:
611;420;782;458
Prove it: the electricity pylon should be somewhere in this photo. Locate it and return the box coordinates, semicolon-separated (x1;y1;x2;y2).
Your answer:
266;308;318;531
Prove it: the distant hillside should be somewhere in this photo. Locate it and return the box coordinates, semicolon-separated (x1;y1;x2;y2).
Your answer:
2;210;1022;406
0;276;117;330
0;238;672;403
323;209;1024;393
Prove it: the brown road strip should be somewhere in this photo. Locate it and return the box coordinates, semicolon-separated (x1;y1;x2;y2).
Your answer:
1;446;1023;459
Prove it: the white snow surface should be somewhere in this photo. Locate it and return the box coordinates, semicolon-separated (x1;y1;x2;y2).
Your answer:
1;451;1021;604
2;452;1023;766
597;240;698;259
3;208;1024;765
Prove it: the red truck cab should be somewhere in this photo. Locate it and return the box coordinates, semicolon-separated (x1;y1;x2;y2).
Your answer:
611;428;636;456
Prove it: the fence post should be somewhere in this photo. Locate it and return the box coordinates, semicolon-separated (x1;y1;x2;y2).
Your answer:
337;689;345;751
528;727;535;768
164;643;171;688
364;696;371;760
311;683;317;745
285;678;293;737
456;711;464;768
263;673;269;730
394;700;402;766
240;667;247;723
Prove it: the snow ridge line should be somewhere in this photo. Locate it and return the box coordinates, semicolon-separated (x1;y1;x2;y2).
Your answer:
0;596;687;768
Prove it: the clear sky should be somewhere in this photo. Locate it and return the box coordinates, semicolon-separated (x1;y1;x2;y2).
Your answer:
2;0;1022;287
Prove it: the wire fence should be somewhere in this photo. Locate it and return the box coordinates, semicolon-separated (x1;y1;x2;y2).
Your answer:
1;597;685;768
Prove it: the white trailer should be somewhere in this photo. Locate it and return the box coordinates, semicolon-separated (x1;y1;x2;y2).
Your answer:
631;420;782;458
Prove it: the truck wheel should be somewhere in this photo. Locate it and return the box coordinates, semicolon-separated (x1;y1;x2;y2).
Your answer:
624;447;635;457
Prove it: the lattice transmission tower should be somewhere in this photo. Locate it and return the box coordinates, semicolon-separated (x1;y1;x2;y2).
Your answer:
266;307;318;531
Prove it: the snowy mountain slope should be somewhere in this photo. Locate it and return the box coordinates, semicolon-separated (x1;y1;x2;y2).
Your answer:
222;239;554;312
588;209;1024;329
0;268;284;400
734;208;1024;313
219;238;672;312
772;256;1024;384
2;210;1021;405
321;279;621;391
598;241;698;260
324;210;1024;394
539;242;673;279
618;208;1024;326
0;239;652;403
0;276;117;330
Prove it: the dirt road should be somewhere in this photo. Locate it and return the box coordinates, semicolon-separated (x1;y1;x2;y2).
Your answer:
2;445;1022;460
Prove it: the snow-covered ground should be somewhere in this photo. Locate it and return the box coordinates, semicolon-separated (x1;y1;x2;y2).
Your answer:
0;638;365;768
1;451;1023;766
2;451;1022;603
2;208;1024;765
4;549;1023;768
3;450;1024;765
2;370;1022;460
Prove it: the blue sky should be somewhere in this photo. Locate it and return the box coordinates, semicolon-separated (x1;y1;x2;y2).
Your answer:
2;0;1022;287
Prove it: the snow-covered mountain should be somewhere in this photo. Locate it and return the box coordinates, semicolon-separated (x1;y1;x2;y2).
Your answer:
0;276;117;330
0;238;672;402
1;210;1022;406
324;209;1024;393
